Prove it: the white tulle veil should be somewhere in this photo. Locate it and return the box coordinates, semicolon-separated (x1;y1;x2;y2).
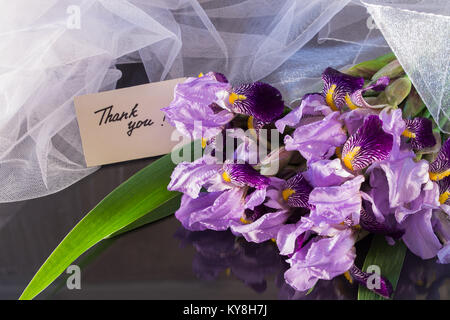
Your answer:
0;0;448;202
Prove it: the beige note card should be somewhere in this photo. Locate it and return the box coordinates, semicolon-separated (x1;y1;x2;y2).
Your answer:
74;77;187;167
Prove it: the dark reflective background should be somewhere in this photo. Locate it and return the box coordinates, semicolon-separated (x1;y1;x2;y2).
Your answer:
0;64;448;300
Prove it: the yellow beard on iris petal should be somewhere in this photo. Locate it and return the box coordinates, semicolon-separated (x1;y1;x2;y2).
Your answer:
229;92;247;105
343;271;353;284
240;216;251;224
439;191;450;204
345;93;359;110
342;146;361;171
429;169;450;181
402;129;416;139
222;171;231;182
247;116;255;130
325;84;339;111
282;188;295;202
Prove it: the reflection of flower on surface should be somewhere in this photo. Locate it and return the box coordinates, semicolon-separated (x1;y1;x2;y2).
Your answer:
174;227;450;299
394;253;450;300
174;227;284;293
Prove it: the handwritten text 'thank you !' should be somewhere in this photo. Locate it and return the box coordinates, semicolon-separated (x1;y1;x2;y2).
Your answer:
94;103;155;136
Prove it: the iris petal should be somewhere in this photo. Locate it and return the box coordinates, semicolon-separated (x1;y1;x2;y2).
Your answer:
348;265;393;299
429;139;450;181
348;76;390;109
222;162;270;189
360;207;404;238
322;67;364;111
341;115;393;171
281;172;313;208
403;118;436;150
162;72;233;139
230;82;284;123
211;72;228;83
231;209;289;243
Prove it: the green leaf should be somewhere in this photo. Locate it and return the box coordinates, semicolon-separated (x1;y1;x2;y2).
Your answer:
46;195;182;298
109;194;181;238
358;235;407;300
19;143;196;300
345;52;396;78
46;238;116;298
305;284;315;296
371;59;404;82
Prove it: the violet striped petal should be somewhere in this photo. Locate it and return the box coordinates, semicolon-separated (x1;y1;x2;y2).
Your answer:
403;118;436;150
341;115;393;171
347;77;390;110
348;265;393;299
360;206;404;239
230;82;284;123
222;161;270;190
281;172;313;208
437;176;450;205
429;138;450;181
322;67;364;111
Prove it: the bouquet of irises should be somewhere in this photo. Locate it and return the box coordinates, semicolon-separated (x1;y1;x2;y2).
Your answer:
19;53;450;301
161;57;450;298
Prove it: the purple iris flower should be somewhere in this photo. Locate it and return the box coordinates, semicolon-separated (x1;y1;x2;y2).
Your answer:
274;153;395;297
162;73;285;144
281;172;314;208
345;76;390;110
275;93;347;163
322;67;365;111
229;82;285;123
303;158;354;188
341;115;393;171
278;212;394;297
364;149;449;261
168;155;271;231
323;70;389;136
283;228;357;292
308;175;365;226
402;118;436;150
322;68;389;111
275;160;363;256
230;173;313;243
378;108;406;159
274;162;364;290
359;205;404;240
278;212;394;298
401;206;443;260
429;138;450;181
340;107;378;136
275;93;333;133
161;72;234;141
229;177;290;243
367;152;431;216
